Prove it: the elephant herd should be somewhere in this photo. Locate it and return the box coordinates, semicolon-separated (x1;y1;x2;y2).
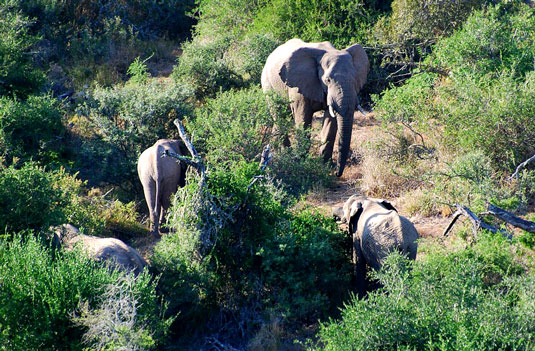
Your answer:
63;39;419;290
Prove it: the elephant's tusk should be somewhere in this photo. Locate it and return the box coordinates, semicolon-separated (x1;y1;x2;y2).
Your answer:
357;104;367;116
329;105;336;118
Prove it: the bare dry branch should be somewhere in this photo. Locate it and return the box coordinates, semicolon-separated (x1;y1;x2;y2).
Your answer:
443;204;512;240
509;153;535;180
486;202;535;233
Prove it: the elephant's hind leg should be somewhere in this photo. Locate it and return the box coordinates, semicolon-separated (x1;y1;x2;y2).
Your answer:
142;178;158;235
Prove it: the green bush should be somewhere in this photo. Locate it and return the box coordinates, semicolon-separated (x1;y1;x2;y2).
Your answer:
173;36;243;99
155;160;349;338
374;5;535;172
0;163;68;233
189;86;290;163
252;0;374;48
312;232;532;351
0;3;44;97
259;208;351;320
0;234;167;351
0;95;64;165
75;79;193;191
432;6;535;80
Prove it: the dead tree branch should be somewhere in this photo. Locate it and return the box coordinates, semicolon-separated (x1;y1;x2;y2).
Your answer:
509;153;535;180
486;202;535;233
443;204;512;240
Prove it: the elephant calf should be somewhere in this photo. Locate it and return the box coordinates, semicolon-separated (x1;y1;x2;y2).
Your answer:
333;196;418;292
137;139;187;236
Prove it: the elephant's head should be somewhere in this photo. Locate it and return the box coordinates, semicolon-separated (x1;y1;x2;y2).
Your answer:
279;43;369;176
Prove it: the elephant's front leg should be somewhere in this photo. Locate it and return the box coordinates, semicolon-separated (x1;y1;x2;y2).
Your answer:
319;110;337;163
289;90;314;153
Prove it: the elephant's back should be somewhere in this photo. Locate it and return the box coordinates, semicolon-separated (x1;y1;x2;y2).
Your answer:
360;210;404;270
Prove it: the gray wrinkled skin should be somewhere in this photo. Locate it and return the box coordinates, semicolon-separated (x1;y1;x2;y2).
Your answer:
53;224;147;275
261;38;369;176
137;139;187;235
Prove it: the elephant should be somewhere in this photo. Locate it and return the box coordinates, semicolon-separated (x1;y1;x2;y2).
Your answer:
333;196;418;293
52;224;147;275
261;38;370;176
137;139;188;236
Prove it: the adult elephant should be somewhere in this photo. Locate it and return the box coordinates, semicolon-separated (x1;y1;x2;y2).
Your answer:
138;139;188;236
261;38;370;176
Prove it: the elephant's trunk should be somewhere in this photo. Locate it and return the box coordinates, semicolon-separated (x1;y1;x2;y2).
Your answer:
335;110;353;177
331;90;356;177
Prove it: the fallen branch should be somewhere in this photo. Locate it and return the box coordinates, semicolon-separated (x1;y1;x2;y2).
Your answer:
486;202;535;233
509;154;535;180
443;204;512;240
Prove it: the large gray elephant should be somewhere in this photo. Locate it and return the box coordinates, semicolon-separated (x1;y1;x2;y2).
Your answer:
137;139;187;236
261;38;370;176
333;196;418;292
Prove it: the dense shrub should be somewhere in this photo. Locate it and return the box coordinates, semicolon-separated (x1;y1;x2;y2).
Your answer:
0;163;68;233
189;86;287;163
0;3;44;97
312;232;532;351
252;0;374;48
431;6;535;80
374;4;535;172
75;79;193;190
173;36;243;99
0;234;167;351
259;209;351;320
0;95;64;165
154;161;349;340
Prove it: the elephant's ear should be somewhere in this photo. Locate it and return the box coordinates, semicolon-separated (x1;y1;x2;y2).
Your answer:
378;199;397;212
279;47;325;102
344;44;370;92
348;201;363;234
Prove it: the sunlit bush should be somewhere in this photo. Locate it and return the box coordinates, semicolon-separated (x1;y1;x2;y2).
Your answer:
0;234;167;351
312;232;531;351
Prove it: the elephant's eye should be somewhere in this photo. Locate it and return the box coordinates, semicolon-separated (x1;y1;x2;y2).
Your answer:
325;77;332;84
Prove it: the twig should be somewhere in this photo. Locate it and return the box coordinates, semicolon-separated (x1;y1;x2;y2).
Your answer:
443;204;512;240
486;202;535;233
509;154;535;180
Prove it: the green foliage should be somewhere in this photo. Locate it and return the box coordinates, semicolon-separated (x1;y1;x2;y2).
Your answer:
75;79;193;191
374;0;485;45
189;86;289;163
0;2;44;97
252;0;374;48
259;208;351;320
155;161;348;336
432;6;535;80
127;55;152;85
312;232;532;351
173;36;243;98
0;95;64;165
0;234;167;351
374;5;535;172
0;163;68;233
269;133;334;196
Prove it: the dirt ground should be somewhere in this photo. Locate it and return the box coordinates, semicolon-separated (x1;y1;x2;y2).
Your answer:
306;110;452;242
